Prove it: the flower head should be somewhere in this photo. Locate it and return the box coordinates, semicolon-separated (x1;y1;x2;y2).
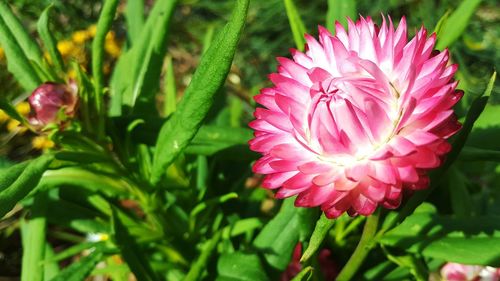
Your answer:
28;82;78;128
249;16;462;218
440;262;500;281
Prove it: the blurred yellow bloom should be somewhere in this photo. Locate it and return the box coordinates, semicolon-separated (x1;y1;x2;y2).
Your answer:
6;119;27;134
15;101;30;116
0;47;4;60
32;136;55;150
57;40;75;57
87;25;97;37
105;40;121;58
0;110;9;123
72;30;90;44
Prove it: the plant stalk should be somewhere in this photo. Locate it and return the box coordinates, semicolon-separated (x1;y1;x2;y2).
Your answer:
336;209;380;281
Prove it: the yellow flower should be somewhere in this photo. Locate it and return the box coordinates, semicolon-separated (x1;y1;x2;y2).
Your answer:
6;119;27;134
0;47;4;60
15;102;30;116
57;40;75;57
32;136;55;150
87;25;97;37
0;110;9;123
72;30;90;44
105;39;121;58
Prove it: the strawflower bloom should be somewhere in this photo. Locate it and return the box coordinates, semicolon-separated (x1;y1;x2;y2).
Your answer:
28;82;78;128
249;16;462;218
440;262;500;281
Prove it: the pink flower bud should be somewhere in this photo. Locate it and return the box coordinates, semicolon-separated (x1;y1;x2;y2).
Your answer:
28;82;78;128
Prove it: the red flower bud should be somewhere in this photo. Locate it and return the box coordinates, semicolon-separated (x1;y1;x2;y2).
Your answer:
28;82;78;128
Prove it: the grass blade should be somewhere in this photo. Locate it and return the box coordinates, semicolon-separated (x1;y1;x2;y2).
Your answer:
283;0;307;50
326;0;357;32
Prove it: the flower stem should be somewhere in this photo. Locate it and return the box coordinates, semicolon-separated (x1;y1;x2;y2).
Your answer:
336;209;380;281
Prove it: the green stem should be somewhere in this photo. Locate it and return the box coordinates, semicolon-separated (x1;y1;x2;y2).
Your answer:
336;209;380;281
91;0;119;140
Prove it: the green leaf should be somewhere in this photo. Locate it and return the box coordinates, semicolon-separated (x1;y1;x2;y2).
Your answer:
91;0;120;139
44;242;106;264
111;208;160;281
301;213;335;262
442;72;496;170
216;252;270;281
0;154;54;218
435;0;482;50
459;146;500;161
37;5;65;74
21;192;48;281
150;0;249;184
185;231;222;281
0;98;27;124
445;166;472;217
185;126;253;156
291;266;313;281
163;55;177;117
0;1;43;64
0;13;41;92
380;203;500;266
254;198;316;270
44;243;60;280
109;0;177;115
0;160;29;192
283;0;307;51
326;0;357;32
48;247;104;281
124;0;145;44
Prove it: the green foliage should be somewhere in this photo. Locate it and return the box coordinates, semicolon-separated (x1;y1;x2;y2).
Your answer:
254;198;317;270
0;0;498;280
150;0;250;184
216;252;270;281
435;0;482;50
380;203;500;266
283;0;307;50
37;5;64;74
326;0;357;31
0;154;53;218
109;0;177;115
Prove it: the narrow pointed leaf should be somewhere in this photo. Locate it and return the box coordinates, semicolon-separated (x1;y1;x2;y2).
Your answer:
0;1;43;64
111;208;160;281
150;0;249;184
283;0;307;50
0;154;54;218
326;0;357;32
48;247;103;281
37;5;65;73
301;214;335;262
435;0;482;50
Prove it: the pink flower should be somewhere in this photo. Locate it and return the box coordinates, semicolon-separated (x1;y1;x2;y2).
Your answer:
249;16;461;218
440;262;500;281
28;82;78;128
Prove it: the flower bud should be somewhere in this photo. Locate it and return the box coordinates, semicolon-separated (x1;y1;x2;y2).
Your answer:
28;82;78;128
